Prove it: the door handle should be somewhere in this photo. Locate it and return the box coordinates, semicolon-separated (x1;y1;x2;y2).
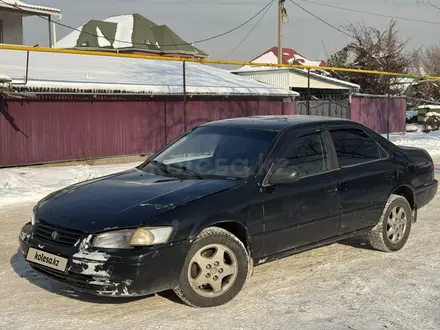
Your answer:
325;186;338;195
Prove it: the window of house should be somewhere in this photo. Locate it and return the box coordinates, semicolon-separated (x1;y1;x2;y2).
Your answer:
279;132;329;177
330;128;384;167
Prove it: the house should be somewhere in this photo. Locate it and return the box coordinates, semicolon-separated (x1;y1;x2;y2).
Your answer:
0;0;61;46
235;47;358;100
239;46;327;70
0;48;297;166
56;14;208;59
232;67;360;100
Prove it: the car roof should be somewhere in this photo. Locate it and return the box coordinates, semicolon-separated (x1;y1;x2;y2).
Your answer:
201;115;350;131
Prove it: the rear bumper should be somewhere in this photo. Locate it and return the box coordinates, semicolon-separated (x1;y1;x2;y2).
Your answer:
19;223;189;297
416;180;438;209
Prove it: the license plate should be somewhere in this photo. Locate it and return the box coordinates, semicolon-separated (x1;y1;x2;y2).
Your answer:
26;247;68;272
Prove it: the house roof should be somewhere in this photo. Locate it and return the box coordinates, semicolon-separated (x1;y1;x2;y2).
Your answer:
0;48;298;97
56;14;207;57
0;0;61;16
238;47;327;71
232;67;360;90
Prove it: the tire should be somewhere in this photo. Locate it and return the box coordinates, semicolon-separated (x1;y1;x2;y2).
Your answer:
174;226;249;307
367;194;412;252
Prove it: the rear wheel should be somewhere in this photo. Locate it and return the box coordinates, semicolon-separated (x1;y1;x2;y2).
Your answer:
367;194;412;252
174;227;249;307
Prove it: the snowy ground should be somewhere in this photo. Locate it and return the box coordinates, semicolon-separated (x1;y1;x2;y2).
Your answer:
1;194;440;329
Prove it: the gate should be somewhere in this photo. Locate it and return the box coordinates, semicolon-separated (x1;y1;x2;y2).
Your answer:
295;99;350;119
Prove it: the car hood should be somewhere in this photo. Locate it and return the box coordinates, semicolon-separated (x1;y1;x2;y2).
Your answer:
35;168;240;233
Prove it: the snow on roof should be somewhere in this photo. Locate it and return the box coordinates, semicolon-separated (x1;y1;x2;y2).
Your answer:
0;0;61;16
0;74;11;82
238;47;327;72
0;49;297;97
232;67;360;90
103;15;134;48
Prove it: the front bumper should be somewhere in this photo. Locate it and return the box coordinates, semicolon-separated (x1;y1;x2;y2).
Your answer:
19;223;189;297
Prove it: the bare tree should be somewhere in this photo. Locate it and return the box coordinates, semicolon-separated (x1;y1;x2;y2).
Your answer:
422;44;440;75
402;44;440;104
327;20;416;95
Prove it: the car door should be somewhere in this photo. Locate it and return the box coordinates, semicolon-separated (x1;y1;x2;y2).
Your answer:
261;126;341;257
326;124;397;234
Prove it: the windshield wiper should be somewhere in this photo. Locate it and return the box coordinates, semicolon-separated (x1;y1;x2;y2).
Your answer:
150;160;172;175
150;160;205;180
167;163;206;180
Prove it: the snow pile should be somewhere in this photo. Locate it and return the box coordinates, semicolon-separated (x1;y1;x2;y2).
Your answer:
405;124;419;132
0;162;142;207
424;112;440;131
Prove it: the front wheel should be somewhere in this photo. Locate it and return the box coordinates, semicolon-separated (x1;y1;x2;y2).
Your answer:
174;227;249;307
367;194;412;252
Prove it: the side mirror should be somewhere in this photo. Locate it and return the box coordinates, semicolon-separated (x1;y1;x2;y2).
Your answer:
268;167;299;185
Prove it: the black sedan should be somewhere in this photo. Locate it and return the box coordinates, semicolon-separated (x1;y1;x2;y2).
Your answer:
19;115;437;307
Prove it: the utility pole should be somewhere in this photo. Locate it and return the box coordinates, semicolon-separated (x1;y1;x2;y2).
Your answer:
278;0;288;64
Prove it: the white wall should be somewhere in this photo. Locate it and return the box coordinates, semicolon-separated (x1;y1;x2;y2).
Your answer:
0;11;23;45
236;70;355;91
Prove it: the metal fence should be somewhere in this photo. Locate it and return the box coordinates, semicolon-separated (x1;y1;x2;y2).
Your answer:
295;99;350;119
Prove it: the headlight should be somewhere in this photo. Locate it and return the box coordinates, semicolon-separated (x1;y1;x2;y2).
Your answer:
31;205;38;226
92;227;173;249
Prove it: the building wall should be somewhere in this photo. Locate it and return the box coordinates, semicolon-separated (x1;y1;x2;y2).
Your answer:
0;11;23;44
288;73;351;90
236;71;290;90
235;71;355;91
0;97;293;166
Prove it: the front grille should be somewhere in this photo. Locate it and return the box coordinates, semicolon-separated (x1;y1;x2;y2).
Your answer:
34;220;83;246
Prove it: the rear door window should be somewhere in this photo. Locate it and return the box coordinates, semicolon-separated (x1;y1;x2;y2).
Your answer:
329;128;385;167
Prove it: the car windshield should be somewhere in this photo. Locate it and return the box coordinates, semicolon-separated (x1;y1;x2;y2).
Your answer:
140;126;278;179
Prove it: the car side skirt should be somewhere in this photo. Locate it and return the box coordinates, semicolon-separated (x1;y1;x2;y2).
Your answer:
254;227;375;266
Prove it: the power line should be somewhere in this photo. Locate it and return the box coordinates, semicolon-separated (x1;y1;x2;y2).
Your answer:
0;0;274;48
297;0;440;25
222;0;274;60
288;0;353;38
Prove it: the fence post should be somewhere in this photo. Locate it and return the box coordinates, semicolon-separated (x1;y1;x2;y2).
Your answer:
25;50;29;84
387;75;391;140
307;69;311;115
164;101;167;145
183;61;187;132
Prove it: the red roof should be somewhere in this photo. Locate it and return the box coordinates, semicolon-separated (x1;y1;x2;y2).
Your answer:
250;47;327;67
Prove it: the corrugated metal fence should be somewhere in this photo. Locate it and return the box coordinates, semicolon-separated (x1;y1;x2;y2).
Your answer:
0;94;405;167
0;98;292;166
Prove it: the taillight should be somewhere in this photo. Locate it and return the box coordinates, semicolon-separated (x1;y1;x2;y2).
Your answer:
431;162;435;170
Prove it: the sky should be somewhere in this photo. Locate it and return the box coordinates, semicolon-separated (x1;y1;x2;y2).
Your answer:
23;0;440;62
